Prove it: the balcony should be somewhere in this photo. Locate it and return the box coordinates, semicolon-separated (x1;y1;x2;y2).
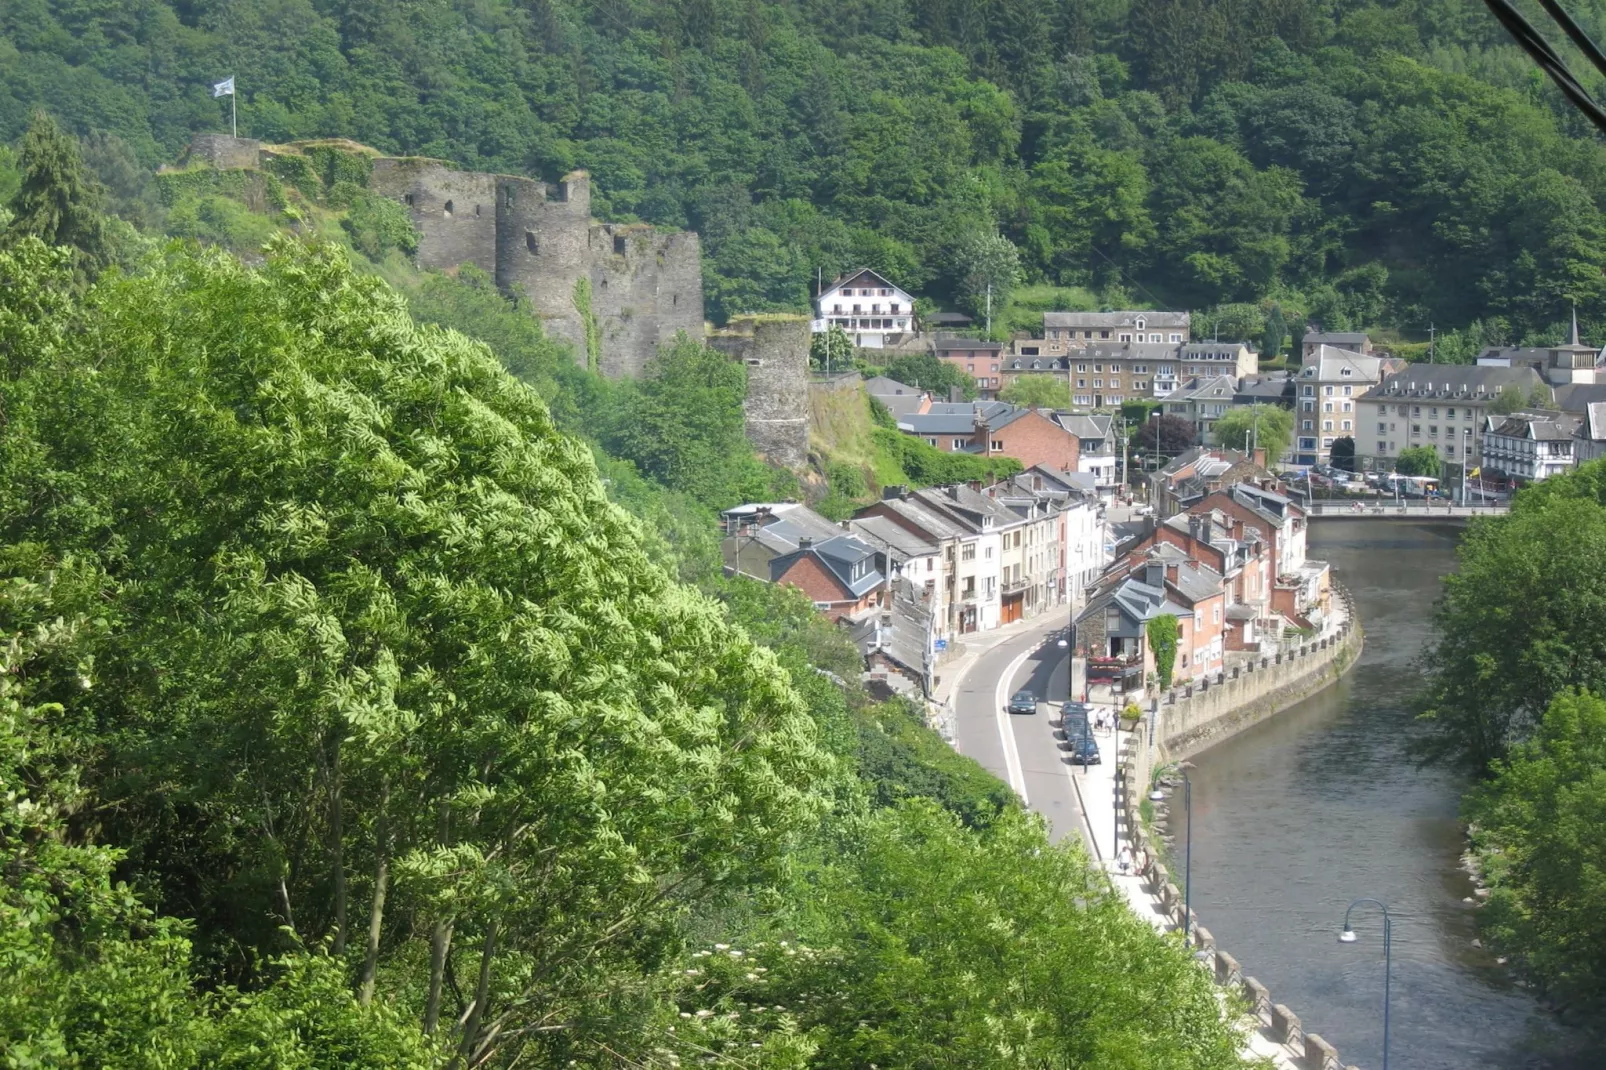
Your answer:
1002;576;1029;594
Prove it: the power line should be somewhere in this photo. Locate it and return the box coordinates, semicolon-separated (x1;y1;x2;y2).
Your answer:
1482;0;1606;135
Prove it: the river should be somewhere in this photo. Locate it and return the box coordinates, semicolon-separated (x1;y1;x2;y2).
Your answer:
1183;519;1595;1070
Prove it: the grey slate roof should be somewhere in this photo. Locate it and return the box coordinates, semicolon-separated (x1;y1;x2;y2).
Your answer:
1300;345;1384;383
1487;410;1583;441
1359;363;1543;401
1052;412;1114;441
1235;374;1294;404
770;534;885;598
901;401;1028;436
1303;332;1369;346
1168;375;1239;402
864;375;930;417
1044;310;1191;331
1554;382;1606;412
932;337;1003;353
1580;402;1606;442
859;496;969;541
848;514;939;562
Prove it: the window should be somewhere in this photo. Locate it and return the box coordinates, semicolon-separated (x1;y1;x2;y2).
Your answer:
967;364;974;373
962;577;976;597
1377;422;1388;434
1302;419;1313;430
1150;334;1162;343
841;288;853;296
985;546;993;559
1214;605;1221;624
1342;420;1352;431
1303;386;1315;397
1135;364;1148;373
1324;402;1334;413
1447;408;1456;417
991;363;999;372
951;438;967;450
1341;368;1353;377
1093;379;1102;388
1342;402;1352;412
991;439;1004;450
962;543;976;561
1412;424;1422;437
1430;407;1438;417
1325;386;1335;396
1076;378;1086;388
1119;333;1132;342
1302;401;1315;412
1412;406;1421;417
1077;363;1088;372
1322;420;1333;431
1100;330;1110;339
1343;385;1352;396
891;303;901;313
925;437;937;446
1429;426;1439;437
1094;364;1103;373
1170;333;1182;343
1446;445;1456;457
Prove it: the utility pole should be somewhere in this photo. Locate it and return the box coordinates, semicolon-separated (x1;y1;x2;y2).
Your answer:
1428;323;1436;364
985;282;993;339
1119;415;1129;499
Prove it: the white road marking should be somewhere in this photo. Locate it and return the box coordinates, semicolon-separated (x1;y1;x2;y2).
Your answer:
992;641;1040;805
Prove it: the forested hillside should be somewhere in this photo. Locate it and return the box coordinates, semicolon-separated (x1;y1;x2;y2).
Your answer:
6;0;1606;343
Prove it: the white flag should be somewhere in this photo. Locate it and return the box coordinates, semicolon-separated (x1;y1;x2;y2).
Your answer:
212;76;235;98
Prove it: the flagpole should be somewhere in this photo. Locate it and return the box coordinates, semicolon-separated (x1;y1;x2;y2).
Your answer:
232;86;236;138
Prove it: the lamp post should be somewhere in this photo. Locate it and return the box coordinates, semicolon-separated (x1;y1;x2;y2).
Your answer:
1339;897;1393;1070
1146;767;1194;935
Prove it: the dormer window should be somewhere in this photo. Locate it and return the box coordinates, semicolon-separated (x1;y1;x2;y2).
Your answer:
1136;317;1146;331
1341;368;1353;376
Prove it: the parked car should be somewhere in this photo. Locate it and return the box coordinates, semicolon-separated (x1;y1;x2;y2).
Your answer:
1008;690;1038;715
1061;702;1091;736
1068;735;1101;765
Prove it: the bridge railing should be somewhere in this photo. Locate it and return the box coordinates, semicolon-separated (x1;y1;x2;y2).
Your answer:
1305;500;1509;517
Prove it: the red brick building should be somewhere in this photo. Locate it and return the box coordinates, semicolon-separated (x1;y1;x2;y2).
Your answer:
769;534;887;622
900;402;1080;473
933;338;1005;397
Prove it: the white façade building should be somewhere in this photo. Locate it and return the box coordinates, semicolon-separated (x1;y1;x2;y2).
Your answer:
813;268;916;350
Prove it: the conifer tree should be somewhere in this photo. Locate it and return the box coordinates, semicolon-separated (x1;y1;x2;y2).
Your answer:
3;111;111;283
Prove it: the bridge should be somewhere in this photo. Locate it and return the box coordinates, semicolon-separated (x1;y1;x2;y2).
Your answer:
1303;500;1509;519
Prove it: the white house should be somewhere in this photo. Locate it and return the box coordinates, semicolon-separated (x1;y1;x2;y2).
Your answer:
814;268;915;350
1482;410;1584;483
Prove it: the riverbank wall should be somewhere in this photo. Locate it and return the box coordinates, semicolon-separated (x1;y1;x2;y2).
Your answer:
1134;583;1363;786
1117;584;1365;1069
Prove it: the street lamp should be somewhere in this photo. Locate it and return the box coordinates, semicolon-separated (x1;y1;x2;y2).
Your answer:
1338;897;1393;1070
1180;767;1193;938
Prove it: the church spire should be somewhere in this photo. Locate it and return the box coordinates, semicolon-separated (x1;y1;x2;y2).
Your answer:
1572;303;1581;346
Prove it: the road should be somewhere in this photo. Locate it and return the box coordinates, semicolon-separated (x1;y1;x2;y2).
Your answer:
950;615;1108;850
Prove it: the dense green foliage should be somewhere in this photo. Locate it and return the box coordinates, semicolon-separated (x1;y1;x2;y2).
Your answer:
1213;403;1293;466
12;0;1606;337
2;111;114;282
1396;444;1442;476
1423;460;1606;770
1001;373;1072;410
0;214;1255;1064
1148;613;1180;689
1467;690;1606;1017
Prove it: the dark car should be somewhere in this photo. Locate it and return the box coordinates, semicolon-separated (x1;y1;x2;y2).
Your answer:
1008;690;1037;715
1068;735;1101;765
1060;702;1091;737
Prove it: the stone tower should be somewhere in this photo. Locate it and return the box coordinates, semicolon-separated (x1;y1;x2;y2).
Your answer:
710;315;812;469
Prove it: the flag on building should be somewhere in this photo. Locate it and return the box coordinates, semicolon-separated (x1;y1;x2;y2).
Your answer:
213;76;235;98
1468;466;1481;478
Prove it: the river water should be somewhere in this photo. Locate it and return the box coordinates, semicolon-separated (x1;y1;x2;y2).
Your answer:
1183;519;1596;1070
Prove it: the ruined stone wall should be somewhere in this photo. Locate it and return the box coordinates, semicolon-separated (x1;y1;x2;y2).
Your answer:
494;173;589;357
187;134;262;170
370;158;499;277
711;316;811;469
588;223;705;378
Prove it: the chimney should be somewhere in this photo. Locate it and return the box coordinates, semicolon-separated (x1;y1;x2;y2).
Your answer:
1188;514;1206;547
1166;563;1179;586
1252;447;1266;468
950;385;963;403
882;484;909;500
947;485;963;501
798;536;814;550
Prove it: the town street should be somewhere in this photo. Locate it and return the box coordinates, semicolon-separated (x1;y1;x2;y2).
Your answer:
949;614;1107;849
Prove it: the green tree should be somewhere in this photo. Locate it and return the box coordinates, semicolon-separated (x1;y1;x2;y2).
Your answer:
1001;373;1071;410
1262;304;1287;359
1148;613;1180;689
1466;689;1606;1013
1330;435;1356;471
1490;384;1527;415
883;351;976;400
1396;444;1442;476
608;334;773;508
810;322;854;372
1529;382;1555;408
3;111;111;282
662;802;1248;1068
1213;403;1293;465
950;230;1023;327
0;238;831;1062
1420;468;1606;769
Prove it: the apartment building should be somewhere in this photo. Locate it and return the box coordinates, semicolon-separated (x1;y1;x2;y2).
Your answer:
933;337;1005;397
1354;364;1545;470
814;268;915;349
994;341;1255;407
1293;345;1390;465
1482;409;1585;482
1162;375;1239;443
1044;310;1191;347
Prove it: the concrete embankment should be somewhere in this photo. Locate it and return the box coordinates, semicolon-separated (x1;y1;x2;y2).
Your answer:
1120;583;1365;1069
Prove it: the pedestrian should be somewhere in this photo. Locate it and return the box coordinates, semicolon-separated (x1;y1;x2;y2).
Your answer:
1117;845;1133;874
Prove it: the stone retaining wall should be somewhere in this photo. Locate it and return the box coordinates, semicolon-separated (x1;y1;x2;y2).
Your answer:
1117;583;1366;1069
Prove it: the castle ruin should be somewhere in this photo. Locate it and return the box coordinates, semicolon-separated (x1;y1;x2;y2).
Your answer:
182;135;809;467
